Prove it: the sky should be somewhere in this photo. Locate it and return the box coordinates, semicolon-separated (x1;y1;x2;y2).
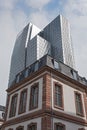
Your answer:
0;0;87;106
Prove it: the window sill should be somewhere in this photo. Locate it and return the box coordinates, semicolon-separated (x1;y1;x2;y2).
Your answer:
54;105;64;111
18;110;26;115
76;112;84;117
29;106;38;111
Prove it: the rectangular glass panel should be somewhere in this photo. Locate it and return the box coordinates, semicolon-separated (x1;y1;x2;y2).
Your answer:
55;85;62;107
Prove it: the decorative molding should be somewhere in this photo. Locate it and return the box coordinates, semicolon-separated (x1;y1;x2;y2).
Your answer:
7;66;87;93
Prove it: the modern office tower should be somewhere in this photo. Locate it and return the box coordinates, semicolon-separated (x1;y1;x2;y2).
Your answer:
8;15;75;88
26;35;51;66
8;14;75;88
8;23;40;87
40;15;75;68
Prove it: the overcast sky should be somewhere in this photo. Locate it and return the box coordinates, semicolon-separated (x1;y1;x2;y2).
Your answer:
0;0;87;106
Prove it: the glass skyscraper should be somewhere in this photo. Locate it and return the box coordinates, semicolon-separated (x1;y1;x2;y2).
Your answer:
39;15;75;68
8;23;41;87
8;15;75;87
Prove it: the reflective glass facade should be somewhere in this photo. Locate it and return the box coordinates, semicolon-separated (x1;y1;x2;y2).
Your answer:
40;15;75;68
26;35;51;66
8;15;75;87
8;23;40;87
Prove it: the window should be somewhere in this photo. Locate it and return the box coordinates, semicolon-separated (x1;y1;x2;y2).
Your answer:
29;83;39;110
19;71;25;81
35;62;39;71
19;89;27;114
54;123;65;130
54;60;59;70
54;82;63;109
16;74;20;83
75;92;84;116
9;94;18;117
70;69;77;80
25;68;29;78
16;126;24;130
27;123;37;130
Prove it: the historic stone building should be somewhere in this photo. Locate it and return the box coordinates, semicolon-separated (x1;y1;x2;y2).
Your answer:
2;15;87;130
3;55;87;130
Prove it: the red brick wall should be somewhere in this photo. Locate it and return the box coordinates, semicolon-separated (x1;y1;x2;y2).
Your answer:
43;74;51;111
42;116;51;130
83;92;87;119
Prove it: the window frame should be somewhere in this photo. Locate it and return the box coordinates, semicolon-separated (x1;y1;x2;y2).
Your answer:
54;122;66;130
29;83;39;110
74;91;84;116
27;123;37;130
18;89;27;114
9;93;18;118
16;126;24;130
54;82;64;110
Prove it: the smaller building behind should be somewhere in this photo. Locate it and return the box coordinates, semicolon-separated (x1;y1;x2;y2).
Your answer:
0;105;5;129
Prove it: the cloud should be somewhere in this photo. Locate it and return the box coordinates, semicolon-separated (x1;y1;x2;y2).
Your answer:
0;10;16;105
0;7;28;105
28;11;49;28
13;10;27;32
25;0;51;10
64;0;87;16
0;0;18;10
